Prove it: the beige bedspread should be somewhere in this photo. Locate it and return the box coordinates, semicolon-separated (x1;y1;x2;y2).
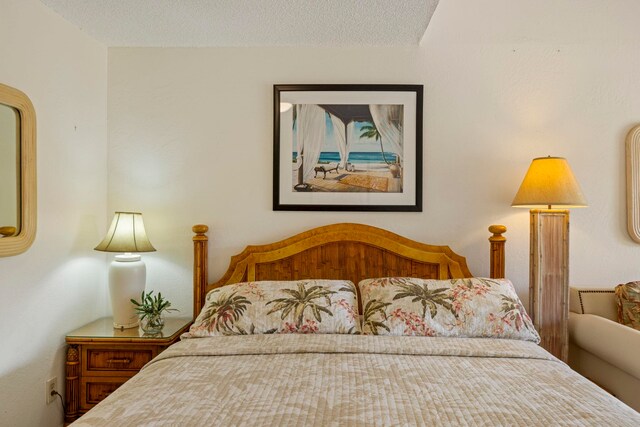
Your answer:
73;335;640;426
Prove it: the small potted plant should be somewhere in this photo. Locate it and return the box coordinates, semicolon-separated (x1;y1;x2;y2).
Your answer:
130;290;177;334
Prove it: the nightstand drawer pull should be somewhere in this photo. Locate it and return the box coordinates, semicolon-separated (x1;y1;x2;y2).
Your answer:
106;358;131;364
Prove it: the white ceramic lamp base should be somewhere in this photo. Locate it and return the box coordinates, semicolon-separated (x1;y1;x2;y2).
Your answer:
109;253;146;329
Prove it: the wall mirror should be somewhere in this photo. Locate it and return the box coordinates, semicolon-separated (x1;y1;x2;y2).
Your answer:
0;83;36;256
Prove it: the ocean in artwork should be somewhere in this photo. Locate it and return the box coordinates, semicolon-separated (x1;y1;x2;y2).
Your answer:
293;151;398;164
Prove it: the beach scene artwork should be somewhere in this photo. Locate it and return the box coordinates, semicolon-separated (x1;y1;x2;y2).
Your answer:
288;104;404;193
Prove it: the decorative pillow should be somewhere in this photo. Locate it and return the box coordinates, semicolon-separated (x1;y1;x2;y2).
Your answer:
184;280;360;337
358;277;540;342
615;281;640;330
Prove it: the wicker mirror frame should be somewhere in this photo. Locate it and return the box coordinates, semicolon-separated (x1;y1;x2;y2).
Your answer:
0;83;36;257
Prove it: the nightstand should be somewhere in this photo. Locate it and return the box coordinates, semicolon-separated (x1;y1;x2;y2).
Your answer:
64;317;192;424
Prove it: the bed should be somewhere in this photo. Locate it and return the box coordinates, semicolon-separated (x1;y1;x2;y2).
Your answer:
72;223;640;426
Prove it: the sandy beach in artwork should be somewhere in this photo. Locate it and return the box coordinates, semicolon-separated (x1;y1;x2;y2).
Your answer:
292;162;401;193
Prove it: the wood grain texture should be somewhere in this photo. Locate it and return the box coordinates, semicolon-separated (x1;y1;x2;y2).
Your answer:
529;210;569;362
65;319;191;423
193;224;209;318
65;345;80;425
84;380;124;405
489;225;507;279
86;348;153;372
626;124;640;243
0;83;36;257
193;223;508;318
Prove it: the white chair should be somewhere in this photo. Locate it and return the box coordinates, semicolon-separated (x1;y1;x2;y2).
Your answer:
568;287;640;411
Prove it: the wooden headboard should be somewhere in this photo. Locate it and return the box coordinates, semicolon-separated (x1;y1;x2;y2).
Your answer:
192;223;507;317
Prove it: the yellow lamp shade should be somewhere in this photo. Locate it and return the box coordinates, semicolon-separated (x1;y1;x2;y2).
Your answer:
512;156;587;208
94;212;156;253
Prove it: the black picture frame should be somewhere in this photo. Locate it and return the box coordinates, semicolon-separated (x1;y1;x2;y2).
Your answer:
273;84;423;212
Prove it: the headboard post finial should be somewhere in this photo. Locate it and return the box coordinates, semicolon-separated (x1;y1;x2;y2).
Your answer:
193;224;209;235
488;225;507;279
192;224;209;318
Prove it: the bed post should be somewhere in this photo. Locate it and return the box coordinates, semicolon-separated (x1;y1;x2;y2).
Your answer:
193;224;209;318
489;225;507;279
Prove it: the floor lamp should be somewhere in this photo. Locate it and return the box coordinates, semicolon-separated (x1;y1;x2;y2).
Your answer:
512;157;587;362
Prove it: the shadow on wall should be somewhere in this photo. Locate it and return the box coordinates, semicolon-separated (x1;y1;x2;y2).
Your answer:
0;346;65;426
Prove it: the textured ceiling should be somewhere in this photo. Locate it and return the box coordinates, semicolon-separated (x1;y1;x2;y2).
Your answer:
39;0;439;47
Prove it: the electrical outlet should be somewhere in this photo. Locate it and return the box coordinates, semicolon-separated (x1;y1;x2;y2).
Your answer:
46;377;57;404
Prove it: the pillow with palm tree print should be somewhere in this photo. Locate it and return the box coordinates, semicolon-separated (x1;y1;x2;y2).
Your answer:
359;277;540;342
184;280;361;337
615;281;640;330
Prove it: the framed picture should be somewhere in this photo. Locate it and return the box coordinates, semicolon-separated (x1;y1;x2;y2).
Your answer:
273;84;423;211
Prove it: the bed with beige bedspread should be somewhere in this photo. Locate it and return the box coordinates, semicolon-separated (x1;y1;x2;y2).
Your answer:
67;224;640;424
73;334;639;426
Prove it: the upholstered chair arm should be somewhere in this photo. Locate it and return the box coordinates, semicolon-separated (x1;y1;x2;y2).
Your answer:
569;312;640;379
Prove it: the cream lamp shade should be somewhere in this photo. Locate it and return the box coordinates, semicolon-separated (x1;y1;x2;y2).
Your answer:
512;156;588;209
94;212;156;252
95;212;156;329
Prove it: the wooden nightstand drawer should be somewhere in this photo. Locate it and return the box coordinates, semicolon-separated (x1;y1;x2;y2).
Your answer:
82;378;128;406
86;348;153;372
65;317;192;424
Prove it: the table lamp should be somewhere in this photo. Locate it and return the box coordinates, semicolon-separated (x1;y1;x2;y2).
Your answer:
512;156;587;361
95;212;156;329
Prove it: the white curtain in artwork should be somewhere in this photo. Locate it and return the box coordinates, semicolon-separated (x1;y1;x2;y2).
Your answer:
346;121;357;166
296;104;326;182
330;114;347;169
370;105;403;161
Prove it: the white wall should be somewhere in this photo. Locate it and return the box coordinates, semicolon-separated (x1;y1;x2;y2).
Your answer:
0;1;108;426
108;0;640;317
422;0;640;290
